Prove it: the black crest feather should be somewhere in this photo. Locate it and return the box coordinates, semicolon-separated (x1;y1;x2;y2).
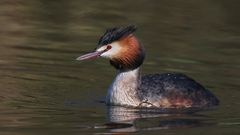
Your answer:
98;25;137;47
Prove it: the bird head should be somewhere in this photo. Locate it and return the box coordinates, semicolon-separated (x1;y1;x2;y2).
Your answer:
76;25;145;71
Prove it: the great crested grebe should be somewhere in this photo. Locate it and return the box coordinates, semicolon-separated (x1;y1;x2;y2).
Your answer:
76;25;219;109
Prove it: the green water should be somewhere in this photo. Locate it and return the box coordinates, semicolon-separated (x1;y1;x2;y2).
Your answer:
0;0;240;134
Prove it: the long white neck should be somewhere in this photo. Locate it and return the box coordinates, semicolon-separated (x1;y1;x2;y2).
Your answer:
105;68;141;107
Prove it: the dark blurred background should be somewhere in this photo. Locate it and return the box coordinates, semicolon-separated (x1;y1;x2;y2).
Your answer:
0;0;240;134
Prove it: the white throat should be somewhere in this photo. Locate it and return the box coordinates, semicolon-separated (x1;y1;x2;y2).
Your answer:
105;68;141;107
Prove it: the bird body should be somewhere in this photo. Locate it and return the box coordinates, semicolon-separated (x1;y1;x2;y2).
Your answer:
105;67;218;108
77;25;219;109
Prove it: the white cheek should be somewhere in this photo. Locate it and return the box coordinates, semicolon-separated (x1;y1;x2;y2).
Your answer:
98;42;121;58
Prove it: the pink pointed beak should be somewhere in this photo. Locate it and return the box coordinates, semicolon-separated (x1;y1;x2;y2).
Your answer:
76;50;104;61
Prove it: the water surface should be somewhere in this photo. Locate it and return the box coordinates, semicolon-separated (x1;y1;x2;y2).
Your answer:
0;0;240;134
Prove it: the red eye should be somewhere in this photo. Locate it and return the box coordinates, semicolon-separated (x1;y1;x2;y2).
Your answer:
106;45;112;50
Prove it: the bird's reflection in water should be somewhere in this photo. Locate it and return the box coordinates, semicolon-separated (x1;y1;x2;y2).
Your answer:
98;106;213;133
